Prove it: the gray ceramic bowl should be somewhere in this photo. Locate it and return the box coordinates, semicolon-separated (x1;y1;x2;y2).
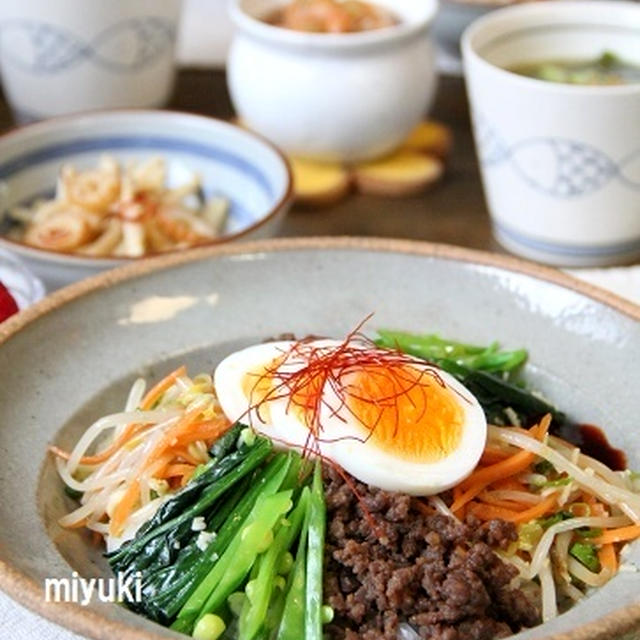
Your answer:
0;237;638;640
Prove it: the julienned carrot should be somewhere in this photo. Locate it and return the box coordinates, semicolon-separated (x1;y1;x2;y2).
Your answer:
460;449;535;490
50;422;148;466
477;491;530;511
451;416;551;515
140;365;187;410
451;450;535;514
160;464;196;486
110;479;141;536
535;413;552;439
510;494;557;523
480;447;512;465
491;478;527;492
172;420;231;448
580;492;609;517
143;407;206;466
109;453;174;536
598;543;618;573
108;409;200;536
466;494;556;523
464;415;551;489
51;366;188;465
108;410;231;535
160;463;195;478
591;524;640;545
466;502;520;522
171;447;204;466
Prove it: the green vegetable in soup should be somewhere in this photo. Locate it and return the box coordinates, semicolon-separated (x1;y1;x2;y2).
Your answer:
510;51;640;86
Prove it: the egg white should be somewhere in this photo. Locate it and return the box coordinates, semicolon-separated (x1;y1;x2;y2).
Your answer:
214;340;487;495
214;341;311;448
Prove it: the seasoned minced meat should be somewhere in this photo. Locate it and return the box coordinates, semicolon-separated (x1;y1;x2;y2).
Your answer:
323;465;540;640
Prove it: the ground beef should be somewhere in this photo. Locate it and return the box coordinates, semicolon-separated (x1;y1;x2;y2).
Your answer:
323;466;540;640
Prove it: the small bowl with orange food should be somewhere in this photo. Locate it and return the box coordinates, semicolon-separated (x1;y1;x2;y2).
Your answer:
0;110;293;290
228;0;439;162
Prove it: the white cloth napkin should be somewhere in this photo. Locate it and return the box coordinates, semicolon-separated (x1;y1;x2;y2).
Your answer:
1;265;638;639
0;590;85;640
567;266;640;306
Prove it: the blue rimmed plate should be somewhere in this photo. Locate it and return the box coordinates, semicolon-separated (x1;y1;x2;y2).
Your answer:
0;110;293;290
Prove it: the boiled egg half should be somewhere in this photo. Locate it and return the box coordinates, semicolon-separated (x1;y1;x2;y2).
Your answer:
214;338;486;495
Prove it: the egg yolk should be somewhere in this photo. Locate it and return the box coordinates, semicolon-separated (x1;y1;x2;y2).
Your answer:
241;352;463;463
345;364;463;462
241;355;287;423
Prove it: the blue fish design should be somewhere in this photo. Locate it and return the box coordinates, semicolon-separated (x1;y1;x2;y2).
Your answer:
617;148;640;190
0;17;175;74
474;114;511;166
510;139;617;197
0;20;87;73
475;114;640;198
91;17;175;71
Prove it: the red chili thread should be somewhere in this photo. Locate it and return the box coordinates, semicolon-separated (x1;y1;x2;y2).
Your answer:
244;322;450;451
237;317;466;536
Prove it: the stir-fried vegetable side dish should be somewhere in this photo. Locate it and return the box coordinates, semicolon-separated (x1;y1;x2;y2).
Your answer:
52;327;640;640
5;156;229;257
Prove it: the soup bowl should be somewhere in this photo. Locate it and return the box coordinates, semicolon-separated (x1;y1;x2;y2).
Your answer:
227;0;438;162
462;1;640;267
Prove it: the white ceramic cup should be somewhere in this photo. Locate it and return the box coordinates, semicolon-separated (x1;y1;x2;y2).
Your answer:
0;0;183;121
227;0;438;162
462;1;640;267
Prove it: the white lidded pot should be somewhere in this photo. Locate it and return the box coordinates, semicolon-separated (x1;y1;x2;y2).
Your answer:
227;0;438;162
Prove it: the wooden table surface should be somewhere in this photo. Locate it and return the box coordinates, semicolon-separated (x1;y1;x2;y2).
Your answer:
0;68;501;254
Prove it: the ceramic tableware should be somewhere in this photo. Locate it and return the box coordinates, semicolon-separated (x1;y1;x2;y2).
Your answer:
462;1;640;266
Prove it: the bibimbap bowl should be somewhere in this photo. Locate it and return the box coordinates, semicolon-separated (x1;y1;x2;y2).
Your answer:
0;237;638;640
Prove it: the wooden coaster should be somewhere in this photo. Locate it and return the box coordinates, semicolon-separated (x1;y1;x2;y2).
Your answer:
402;121;453;159
290;156;352;206
352;151;444;197
229;117;453;205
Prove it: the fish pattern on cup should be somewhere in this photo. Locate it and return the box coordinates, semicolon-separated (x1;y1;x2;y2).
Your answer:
0;17;176;74
474;113;640;198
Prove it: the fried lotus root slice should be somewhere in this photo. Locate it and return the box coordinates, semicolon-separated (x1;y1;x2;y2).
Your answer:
402;121;453;159
290;156;351;206
77;218;123;257
353;151;444;197
61;157;121;212
23;212;96;252
156;208;207;245
144;218;176;252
